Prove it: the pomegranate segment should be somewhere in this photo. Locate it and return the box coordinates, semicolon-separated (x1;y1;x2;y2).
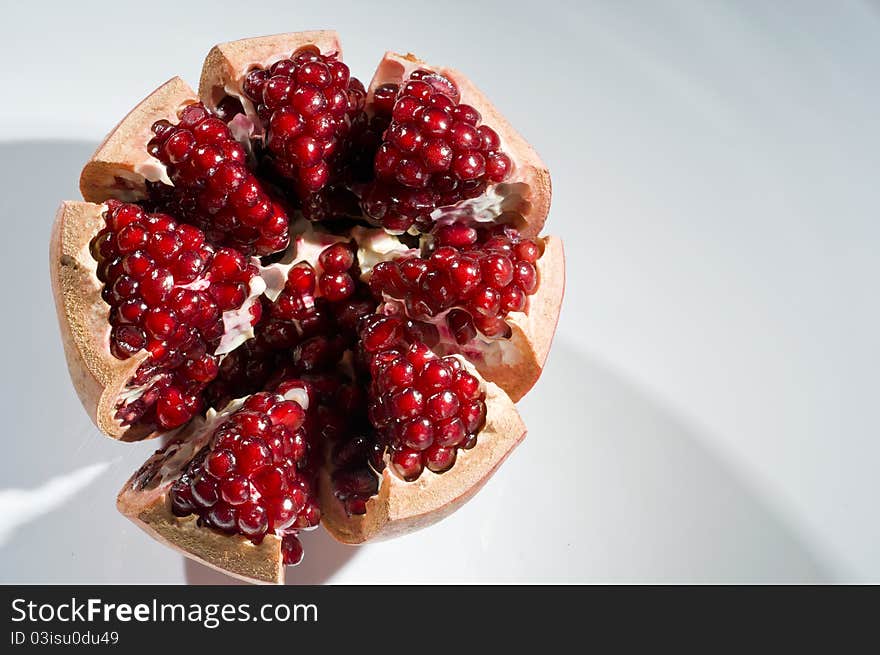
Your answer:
360;69;512;233
146;102;291;256
365;52;551;238
168;384;320;564
91;200;264;429
240;46;367;200
360;315;487;481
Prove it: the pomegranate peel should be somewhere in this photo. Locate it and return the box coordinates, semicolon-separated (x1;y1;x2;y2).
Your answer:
51;201;156;441
320;379;524;544
80;77;197;204
366;52;551;238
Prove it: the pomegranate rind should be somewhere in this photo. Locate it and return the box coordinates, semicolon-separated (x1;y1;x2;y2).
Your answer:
366;52;552;238
80;77;197;203
198;31;343;122
320;381;525;544
116;419;284;584
476;235;565;402
50;201;157;441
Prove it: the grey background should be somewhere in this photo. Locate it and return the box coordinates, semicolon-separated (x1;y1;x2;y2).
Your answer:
1;0;877;582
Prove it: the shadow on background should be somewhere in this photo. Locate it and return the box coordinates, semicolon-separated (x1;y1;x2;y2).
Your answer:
510;338;835;582
0;140;836;582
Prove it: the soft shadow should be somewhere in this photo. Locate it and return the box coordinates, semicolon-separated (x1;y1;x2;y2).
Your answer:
184;529;360;585
508;338;836;582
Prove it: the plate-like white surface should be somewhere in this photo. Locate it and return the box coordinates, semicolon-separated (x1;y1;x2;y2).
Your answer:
1;0;877;582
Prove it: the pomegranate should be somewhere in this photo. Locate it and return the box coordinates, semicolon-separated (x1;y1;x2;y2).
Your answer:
51;31;564;583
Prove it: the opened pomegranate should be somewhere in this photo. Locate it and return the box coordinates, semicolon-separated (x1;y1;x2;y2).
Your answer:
51;31;564;583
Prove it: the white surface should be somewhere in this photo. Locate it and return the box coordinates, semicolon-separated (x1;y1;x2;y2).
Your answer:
1;0;878;582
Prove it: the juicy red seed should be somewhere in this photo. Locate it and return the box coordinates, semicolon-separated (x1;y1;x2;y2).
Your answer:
318;243;354;273
236;438;271;473
143;307;177;339
282;535;304;566
402;418;434;451
425;444;457;473
319;273;355;302
207;505;237;531
109;203;145;231
361;316;402;352
391;449;424;481
116;224;148;253
448;258;481;295
391;388;424;419
469;286;501;317
435;418;466;447
373;83;399;115
267;401;305;430
419;108;451;135
450;122;480;151
451;104;481;125
515;240;541;264
170;481;195;516
237;503;268;536
452;152;486;180
461;399;487;433
110;325;145;358
183;354;219;383
191;476;219;508
253;466;288;497
206;450;236;478
452;370;482;400
401;80;432;101
486;152;513;182
406;341;435;370
163;131;195;163
210;247;246;278
286;263;316;293
501;285;527;313
385;359;415;390
416;360;453;393
478;125;501;151
117;300;147;324
422;139;454;172
507;256;535;291
447;309;477;345
426;390;459;421
481;254;514;287
157;388;193;428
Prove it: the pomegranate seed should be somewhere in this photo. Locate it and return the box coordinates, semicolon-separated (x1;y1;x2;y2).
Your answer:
391;449;424;481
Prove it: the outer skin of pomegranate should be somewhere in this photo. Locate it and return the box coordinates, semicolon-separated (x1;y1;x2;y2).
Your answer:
51;201;156;441
50;32;564;584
